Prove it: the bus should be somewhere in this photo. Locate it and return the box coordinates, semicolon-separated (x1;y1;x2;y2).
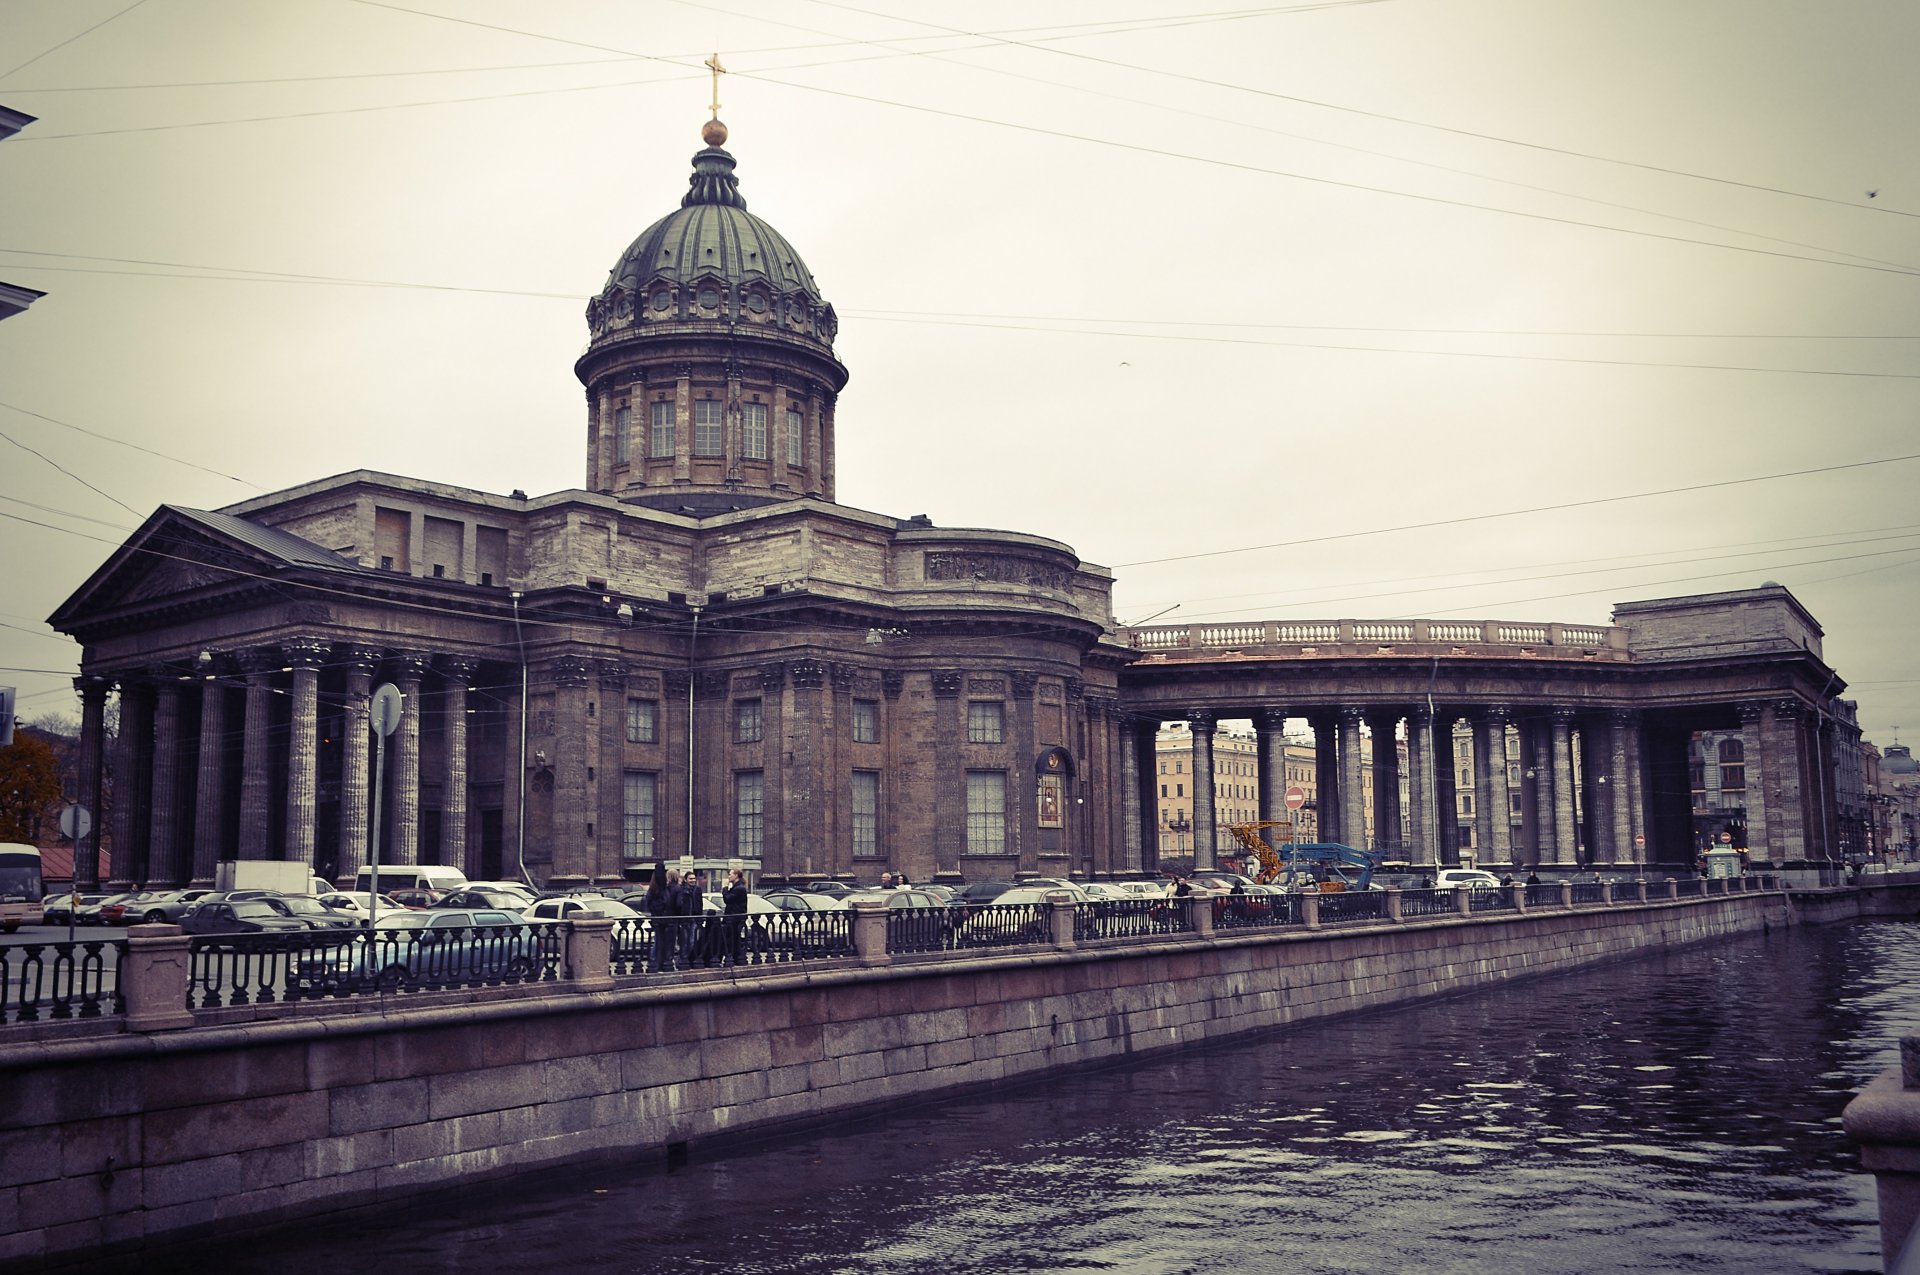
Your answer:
0;844;45;932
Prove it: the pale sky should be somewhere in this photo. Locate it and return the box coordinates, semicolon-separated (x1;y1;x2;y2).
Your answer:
2;1;1916;747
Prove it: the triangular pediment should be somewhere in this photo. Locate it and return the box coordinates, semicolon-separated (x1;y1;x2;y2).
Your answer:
48;506;359;633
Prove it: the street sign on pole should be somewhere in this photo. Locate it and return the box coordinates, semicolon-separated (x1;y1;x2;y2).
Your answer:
367;683;403;930
0;685;14;747
58;804;92;843
1284;785;1307;812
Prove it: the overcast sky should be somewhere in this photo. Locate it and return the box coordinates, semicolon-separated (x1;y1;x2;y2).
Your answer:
2;0;1916;749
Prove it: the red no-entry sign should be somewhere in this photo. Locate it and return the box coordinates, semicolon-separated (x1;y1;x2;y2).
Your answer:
1284;785;1307;811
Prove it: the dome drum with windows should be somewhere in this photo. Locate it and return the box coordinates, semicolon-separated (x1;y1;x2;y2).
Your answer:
577;119;848;511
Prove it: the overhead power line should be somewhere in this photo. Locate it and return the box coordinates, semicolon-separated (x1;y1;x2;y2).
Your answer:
0;0;150;82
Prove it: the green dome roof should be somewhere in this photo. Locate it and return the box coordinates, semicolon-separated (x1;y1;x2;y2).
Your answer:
585;144;837;347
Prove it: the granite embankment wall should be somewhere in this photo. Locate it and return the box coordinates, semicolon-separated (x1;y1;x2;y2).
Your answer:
0;891;1792;1269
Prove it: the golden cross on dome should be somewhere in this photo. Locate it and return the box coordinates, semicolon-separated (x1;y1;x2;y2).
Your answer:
705;53;727;118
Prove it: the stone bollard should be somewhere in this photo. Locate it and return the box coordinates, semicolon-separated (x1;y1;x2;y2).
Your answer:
1844;1037;1920;1270
850;898;891;966
1047;896;1079;949
1187;895;1215;939
1601;881;1615;906
1635;878;1649;903
1512;883;1528;914
1455;886;1472;918
1559;881;1575;909
1666;878;1680;900
123;923;198;1032
1385;886;1403;923
1301;892;1321;931
566;916;615;991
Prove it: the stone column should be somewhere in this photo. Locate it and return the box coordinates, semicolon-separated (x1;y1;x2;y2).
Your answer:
1368;709;1403;858
782;662;824;875
1770;700;1811;863
1530;722;1554;866
191;671;227;884
74;676;108;891
236;650;275;858
1406;707;1435;864
1736;702;1771;864
1470;709;1496;864
1310;712;1341;843
597;660;630;883
337;648;378;882
1433;713;1460;867
441;656;479;876
1187;709;1218;870
1255;708;1289;824
1482;709;1514;865
107;678;144;888
283;639;328;869
1608;710;1635;866
147;676;184;885
1013;672;1041;870
1119;712;1145;872
1550;708;1577;866
392;653;432;866
1339;707;1367;849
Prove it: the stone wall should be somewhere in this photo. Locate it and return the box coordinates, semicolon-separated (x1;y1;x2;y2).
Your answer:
0;894;1782;1269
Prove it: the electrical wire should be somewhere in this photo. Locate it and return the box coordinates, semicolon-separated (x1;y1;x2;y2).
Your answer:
0;399;263;489
0;0;149;82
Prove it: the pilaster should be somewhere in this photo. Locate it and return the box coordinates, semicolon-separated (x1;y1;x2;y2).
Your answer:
282;638;328;870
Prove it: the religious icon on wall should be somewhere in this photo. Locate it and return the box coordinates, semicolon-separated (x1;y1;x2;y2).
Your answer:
1038;773;1064;828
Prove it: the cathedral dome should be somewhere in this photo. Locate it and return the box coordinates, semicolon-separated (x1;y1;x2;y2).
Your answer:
583;143;839;352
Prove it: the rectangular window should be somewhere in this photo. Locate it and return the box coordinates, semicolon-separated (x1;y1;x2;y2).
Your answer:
967;701;1004;744
1159;783;1167;798
786;407;804;466
615;405;631;463
626;698;657;744
852;771;880;857
694;399;724;456
965;771;1007;854
742;401;768;459
1721;763;1746;791
735;771;764;856
735;698;763;744
852;698;879;743
622;771;656;862
650;400;675;457
1176;783;1184;798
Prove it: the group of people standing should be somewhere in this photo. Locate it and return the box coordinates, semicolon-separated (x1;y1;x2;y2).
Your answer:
641;863;749;971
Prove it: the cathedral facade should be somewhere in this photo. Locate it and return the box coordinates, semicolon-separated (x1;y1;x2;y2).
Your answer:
52;120;1135;890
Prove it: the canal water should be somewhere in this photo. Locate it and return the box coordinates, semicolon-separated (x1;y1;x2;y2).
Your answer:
151;920;1919;1274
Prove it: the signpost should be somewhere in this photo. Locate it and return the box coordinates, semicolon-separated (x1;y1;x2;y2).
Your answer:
57;804;91;941
1284;786;1307;812
367;683;404;930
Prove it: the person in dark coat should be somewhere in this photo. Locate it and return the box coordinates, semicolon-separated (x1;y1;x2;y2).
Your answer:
722;868;749;965
643;862;676;972
678;871;706;964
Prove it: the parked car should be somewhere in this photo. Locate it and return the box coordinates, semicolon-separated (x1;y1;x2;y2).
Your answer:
42;893;109;925
523;896;642;922
294;909;545;993
314;891;405;920
386;888;443;910
803;881;856;899
263;895;360;930
955;881;1016;908
99;890;178;925
138;888;220;923
953;886;1057;945
760;890;849;913
438;886;540;911
179;899;316;936
1433;869;1502;891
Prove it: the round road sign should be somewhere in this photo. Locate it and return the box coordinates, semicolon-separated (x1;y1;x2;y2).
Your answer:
1284;785;1307;812
370;683;404;737
58;804;92;841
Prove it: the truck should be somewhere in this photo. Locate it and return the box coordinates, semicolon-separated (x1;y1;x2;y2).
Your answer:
1224;824;1382;892
213;861;328;896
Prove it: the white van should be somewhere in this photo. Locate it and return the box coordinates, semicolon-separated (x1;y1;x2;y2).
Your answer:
354;865;469;896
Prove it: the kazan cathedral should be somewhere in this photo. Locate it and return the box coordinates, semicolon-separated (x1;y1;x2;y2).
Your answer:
52;114;1133;891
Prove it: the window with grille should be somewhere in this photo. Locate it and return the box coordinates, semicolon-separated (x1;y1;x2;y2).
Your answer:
967;701;1004;744
626;698;657;744
622;771;656;862
694;399;724;456
735;771;764;856
786;407;804;466
965;771;1006;854
852;771;880;857
650;400;675;457
743;401;768;459
735;699;763;743
852;698;879;743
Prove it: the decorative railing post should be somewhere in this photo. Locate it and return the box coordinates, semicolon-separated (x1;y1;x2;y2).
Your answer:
1601;882;1615;906
1511;883;1528;914
124;924;197;1032
1635;878;1649;903
1559;882;1576;909
567;917;615;992
1384;887;1403;923
1186;896;1215;939
1844;1038;1920;1271
1666;878;1680;900
1301;893;1321;931
851;898;890;966
1455;886;1472;918
1047;897;1078;949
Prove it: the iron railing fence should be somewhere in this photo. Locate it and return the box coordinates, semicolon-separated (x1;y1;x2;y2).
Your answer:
187;923;563;1009
886;907;955;954
1472;887;1518;914
1211;892;1298;932
1;938;124;1024
1315;891;1391;926
1568;882;1609;906
1672;878;1705;898
609;911;857;975
1526;884;1562;908
1075;898;1193;941
1399;888;1458;919
951;899;1049;950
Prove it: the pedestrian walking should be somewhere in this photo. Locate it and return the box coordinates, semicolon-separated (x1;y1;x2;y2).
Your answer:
643;863;676;972
722;868;749;965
